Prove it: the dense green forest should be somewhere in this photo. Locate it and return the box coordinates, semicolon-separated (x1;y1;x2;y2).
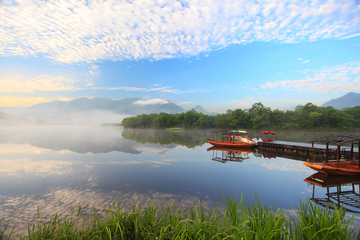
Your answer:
121;102;360;130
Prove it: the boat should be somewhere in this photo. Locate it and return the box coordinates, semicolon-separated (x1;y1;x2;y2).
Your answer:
263;130;276;135
207;139;257;148
207;130;257;148
304;160;360;175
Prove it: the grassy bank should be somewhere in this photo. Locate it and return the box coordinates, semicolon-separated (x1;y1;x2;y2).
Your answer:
1;195;358;240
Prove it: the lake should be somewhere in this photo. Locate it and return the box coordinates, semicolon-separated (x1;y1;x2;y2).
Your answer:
1;126;360;236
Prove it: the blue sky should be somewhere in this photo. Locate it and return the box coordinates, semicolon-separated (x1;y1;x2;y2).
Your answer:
0;0;359;113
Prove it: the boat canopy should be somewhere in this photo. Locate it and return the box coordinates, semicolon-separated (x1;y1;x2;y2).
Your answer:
311;134;360;146
212;130;248;135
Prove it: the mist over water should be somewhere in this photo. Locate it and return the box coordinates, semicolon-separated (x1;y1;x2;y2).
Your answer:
0;108;130;126
0;126;360;236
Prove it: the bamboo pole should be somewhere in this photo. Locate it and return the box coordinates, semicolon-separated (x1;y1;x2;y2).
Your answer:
351;143;354;160
337;145;340;168
326;142;329;162
312;141;315;162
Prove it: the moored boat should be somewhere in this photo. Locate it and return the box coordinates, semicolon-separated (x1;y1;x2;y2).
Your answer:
262;130;276;135
207;139;257;148
304;160;360;176
207;130;257;148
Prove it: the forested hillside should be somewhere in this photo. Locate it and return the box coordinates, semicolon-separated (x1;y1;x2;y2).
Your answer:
121;102;360;130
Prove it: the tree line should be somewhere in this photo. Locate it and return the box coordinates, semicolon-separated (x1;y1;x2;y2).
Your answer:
121;102;360;130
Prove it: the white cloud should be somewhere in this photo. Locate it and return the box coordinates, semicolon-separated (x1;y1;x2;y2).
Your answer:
0;74;86;93
261;62;360;93
92;85;210;94
92;86;146;91
1;0;359;64
340;33;360;39
133;97;170;106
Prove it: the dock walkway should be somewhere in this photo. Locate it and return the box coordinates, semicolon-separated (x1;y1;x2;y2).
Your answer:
258;140;359;161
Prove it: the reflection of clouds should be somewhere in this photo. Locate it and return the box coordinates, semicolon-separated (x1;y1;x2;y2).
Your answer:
0;158;91;177
0;143;47;154
0;127;144;154
133;143;178;154
0;188;216;237
261;161;314;174
87;158;179;166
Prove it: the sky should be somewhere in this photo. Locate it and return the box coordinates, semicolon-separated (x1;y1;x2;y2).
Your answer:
1;0;360;113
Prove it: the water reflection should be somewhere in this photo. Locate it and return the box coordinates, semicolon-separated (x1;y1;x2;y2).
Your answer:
0;126;181;154
207;146;256;163
1;127;360;236
122;128;211;148
304;172;360;214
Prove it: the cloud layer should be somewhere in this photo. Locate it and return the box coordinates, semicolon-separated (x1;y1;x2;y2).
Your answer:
261;62;360;93
0;74;85;92
1;0;359;64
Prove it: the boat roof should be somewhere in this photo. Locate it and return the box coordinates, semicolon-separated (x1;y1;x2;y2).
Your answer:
312;134;360;145
212;130;248;134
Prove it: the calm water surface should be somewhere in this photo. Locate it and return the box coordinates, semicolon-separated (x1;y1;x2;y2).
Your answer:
1;126;359;235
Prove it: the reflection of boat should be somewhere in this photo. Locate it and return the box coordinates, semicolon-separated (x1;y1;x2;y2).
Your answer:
304;172;360;213
262;154;276;159
207;146;256;153
263;138;275;142
304;160;360;175
262;130;276;135
207;146;254;163
208;130;257;148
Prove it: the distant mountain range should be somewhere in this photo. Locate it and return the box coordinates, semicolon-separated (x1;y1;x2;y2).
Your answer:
321;92;360;109
0;97;216;125
2;92;357;125
284;92;360;111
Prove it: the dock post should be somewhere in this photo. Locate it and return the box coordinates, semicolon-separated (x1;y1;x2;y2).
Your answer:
336;145;340;168
326;143;329;162
312;141;315;162
358;142;360;168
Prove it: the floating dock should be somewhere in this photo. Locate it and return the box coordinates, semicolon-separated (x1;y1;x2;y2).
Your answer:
258;140;359;161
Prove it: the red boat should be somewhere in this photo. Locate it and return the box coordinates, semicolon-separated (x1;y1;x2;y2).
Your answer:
263;130;276;135
304;160;360;176
207;139;256;148
208;130;257;148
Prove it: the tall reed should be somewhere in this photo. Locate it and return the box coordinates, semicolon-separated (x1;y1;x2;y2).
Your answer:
0;195;357;240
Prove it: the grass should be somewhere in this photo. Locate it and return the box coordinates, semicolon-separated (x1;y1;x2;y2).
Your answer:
166;127;184;131
0;194;358;240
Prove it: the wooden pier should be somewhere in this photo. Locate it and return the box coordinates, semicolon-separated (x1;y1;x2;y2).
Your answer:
258;140;359;161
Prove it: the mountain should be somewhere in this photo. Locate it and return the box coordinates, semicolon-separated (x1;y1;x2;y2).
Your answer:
0;111;9;119
193;105;217;115
0;111;49;126
0;97;214;125
321;92;360;109
153;103;185;114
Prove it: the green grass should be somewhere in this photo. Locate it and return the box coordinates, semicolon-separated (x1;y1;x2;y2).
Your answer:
0;194;358;239
166;127;184;131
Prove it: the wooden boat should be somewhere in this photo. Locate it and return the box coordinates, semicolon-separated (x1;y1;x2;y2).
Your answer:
207;139;256;148
208;130;257;148
304;160;360;175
